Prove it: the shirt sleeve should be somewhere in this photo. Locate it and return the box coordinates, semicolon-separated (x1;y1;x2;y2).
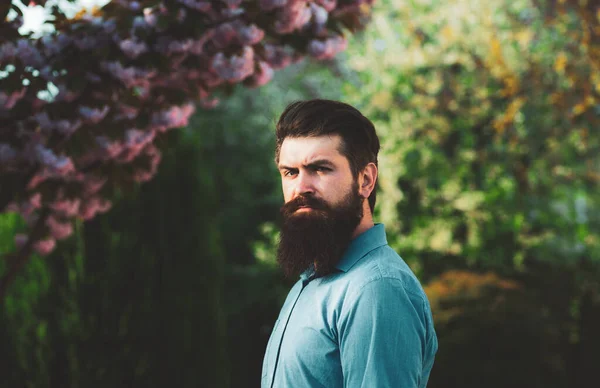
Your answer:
338;277;429;388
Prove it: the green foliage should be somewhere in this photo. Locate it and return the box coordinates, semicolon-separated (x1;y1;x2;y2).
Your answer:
344;0;600;274
340;0;600;385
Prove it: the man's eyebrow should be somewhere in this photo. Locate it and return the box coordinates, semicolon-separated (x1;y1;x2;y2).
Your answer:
278;159;335;170
305;159;335;168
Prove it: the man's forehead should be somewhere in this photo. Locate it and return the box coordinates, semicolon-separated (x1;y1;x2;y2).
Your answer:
279;135;343;161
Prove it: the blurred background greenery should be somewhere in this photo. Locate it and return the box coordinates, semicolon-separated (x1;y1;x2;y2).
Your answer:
1;0;599;387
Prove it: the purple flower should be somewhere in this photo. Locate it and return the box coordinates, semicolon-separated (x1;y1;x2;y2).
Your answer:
211;46;255;82
14;234;28;249
260;0;288;11
0;42;16;61
54;119;82;136
0;143;18;163
74;35;100;51
16;39;44;67
310;3;328;26
100;61;157;88
143;8;158;27
178;0;212;11
125;129;155;148
263;44;293;69
116;36;147;59
79;105;110;124
238;24;265;46
307;35;347;60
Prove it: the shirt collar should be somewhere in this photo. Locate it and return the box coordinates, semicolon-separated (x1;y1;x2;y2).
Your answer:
335;223;388;272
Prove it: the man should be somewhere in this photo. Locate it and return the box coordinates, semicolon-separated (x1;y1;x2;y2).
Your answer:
262;99;438;388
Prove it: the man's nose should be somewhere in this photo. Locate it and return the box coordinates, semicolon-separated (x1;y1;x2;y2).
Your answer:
294;171;315;196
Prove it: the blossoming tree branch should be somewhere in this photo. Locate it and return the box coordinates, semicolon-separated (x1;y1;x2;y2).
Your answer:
0;0;375;299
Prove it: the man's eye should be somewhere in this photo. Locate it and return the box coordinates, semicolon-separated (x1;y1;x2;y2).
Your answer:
315;167;330;172
284;170;297;177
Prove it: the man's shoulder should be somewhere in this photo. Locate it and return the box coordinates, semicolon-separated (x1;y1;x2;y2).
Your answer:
346;244;427;300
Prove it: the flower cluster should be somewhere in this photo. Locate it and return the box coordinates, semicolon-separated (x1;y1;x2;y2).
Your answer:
0;0;375;256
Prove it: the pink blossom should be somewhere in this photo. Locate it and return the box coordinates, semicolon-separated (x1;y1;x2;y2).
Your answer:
151;104;195;130
96;136;125;159
46;216;74;240
115;105;139;120
213;23;238;49
275;1;312;34
35;112;82;135
125;129;156;148
34;238;56;256
34;145;75;174
0;89;27;110
50;198;81;217
200;97;220;109
29;193;42;209
316;0;337;12
83;176;108;195
247;61;274;88
80;197;112;220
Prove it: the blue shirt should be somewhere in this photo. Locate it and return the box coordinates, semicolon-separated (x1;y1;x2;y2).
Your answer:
261;224;438;388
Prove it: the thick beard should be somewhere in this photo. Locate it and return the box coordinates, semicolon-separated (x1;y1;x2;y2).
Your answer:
277;182;364;279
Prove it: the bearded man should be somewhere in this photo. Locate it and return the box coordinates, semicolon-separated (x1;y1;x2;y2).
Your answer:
261;99;438;388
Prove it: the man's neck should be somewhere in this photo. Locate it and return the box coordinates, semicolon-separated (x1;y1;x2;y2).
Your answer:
352;202;375;239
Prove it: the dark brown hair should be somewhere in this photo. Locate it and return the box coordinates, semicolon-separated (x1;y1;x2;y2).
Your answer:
275;99;380;213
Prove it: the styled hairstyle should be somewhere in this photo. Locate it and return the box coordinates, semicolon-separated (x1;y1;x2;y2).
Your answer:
275;99;380;213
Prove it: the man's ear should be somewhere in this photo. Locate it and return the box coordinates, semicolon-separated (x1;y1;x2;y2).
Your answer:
358;163;378;199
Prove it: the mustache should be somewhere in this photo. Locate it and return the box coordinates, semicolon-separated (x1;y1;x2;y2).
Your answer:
281;195;329;215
